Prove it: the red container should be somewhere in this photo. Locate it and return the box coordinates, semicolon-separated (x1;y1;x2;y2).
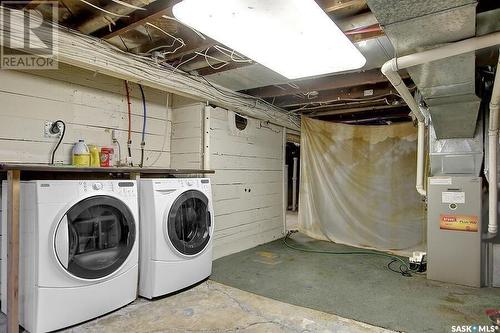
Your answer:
100;147;114;167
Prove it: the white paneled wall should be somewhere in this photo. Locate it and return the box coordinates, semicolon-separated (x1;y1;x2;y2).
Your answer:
0;64;173;298
209;107;284;259
170;96;203;169
0;64;171;167
0;65;285;268
167;100;286;258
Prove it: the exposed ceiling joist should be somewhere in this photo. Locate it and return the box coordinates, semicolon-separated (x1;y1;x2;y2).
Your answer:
24;0;45;10
94;0;378;63
334;112;411;124
241;69;398;98
164;27;381;64
75;0;155;34
308;104;407;117
164;39;215;61
318;0;367;14
337;12;378;31
92;0;181;39
197;61;254;76
271;81;402;108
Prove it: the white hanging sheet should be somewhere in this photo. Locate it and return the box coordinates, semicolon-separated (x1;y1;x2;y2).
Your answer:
299;117;426;253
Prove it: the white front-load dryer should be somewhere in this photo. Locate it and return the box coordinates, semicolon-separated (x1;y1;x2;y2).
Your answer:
139;178;214;299
1;180;139;333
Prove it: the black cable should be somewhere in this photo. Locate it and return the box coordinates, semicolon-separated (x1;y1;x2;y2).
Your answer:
284;231;414;277
137;83;147;168
387;259;413;277
50;120;66;165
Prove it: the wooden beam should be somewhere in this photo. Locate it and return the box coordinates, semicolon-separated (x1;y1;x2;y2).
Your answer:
308;104;407;117
92;0;181;39
164;39;215;61
196;60;254;76
24;1;44;10
318;0;366;13
94;0;376;64
312;106;411;123
273;82;400;108
76;0;156;34
96;0;366;39
241;69;395;98
274;79;413;109
337;12;378;31
0;0;29;9
7;169;20;333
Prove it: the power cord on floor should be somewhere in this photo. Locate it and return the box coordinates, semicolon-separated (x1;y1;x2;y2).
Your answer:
283;231;417;277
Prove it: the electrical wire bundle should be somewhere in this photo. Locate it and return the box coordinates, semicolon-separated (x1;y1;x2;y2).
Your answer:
0;7;300;131
283;231;420;277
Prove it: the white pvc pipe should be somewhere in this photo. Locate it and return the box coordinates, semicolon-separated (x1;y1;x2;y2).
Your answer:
416;121;426;197
381;31;500;198
292;157;298;211
488;53;500;235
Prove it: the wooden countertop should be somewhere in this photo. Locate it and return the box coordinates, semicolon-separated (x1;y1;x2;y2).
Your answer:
0;163;214;174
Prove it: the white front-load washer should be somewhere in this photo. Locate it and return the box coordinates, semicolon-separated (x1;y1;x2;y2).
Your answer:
139;178;214;299
1;180;139;333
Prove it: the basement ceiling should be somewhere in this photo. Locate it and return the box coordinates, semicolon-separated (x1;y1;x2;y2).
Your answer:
2;0;499;125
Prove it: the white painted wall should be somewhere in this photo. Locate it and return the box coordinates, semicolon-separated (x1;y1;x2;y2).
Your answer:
208;107;285;259
170;96;203;169
0;63;171;166
0;65;284;272
0;64;173;298
167;100;286;259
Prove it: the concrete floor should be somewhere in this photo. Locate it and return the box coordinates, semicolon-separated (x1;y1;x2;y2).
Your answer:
59;281;392;333
211;233;500;333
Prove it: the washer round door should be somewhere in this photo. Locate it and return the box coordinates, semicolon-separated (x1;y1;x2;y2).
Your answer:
166;190;212;256
54;195;136;280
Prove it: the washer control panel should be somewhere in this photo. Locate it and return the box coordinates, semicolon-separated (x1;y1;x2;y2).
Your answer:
79;181;136;197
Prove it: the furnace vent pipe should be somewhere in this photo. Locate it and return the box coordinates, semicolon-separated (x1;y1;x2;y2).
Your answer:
381;31;500;198
488;52;500;236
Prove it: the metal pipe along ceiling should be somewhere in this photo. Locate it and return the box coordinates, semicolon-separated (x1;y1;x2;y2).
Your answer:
381;31;500;197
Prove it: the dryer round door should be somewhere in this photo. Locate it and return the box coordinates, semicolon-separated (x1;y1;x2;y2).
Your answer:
166;190;212;256
54;195;136;280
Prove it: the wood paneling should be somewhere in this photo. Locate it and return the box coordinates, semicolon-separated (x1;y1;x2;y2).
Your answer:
0;66;171;167
170;96;203;169
208;107;284;259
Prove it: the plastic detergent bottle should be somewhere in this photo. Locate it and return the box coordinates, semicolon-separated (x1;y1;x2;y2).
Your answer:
88;144;101;167
72;140;90;166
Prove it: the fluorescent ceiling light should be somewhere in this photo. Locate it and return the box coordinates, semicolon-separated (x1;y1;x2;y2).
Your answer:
173;0;366;79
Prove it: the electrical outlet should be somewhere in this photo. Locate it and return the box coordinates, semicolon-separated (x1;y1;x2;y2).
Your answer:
44;121;63;138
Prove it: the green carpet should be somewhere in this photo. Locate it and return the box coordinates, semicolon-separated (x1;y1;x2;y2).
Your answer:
211;233;500;333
